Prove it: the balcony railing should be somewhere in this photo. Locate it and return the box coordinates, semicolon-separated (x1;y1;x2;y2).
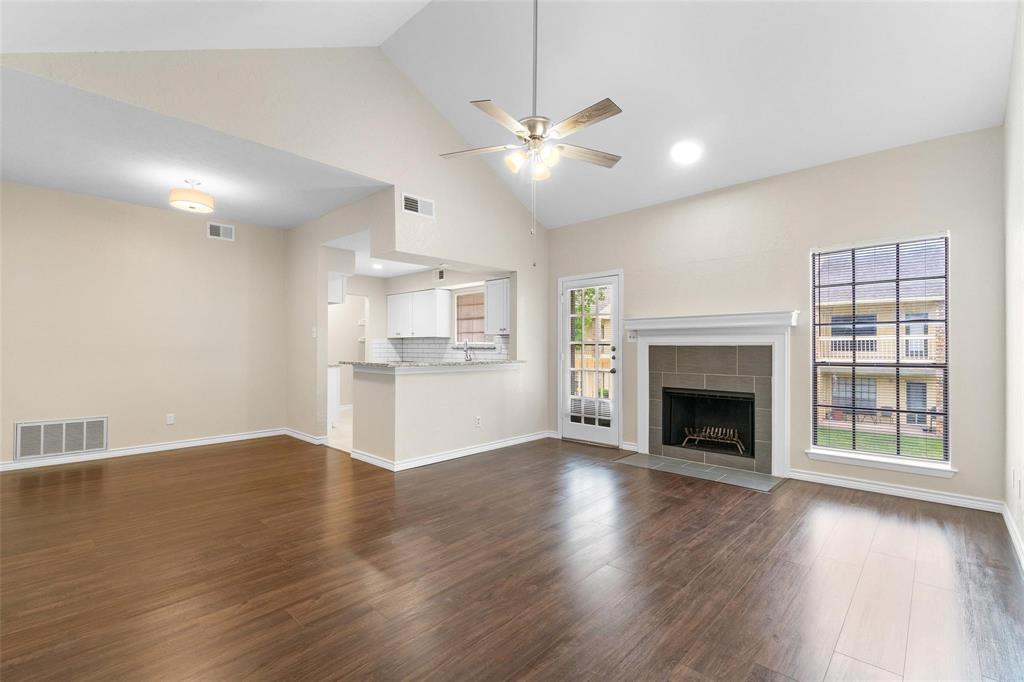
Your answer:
815;334;943;363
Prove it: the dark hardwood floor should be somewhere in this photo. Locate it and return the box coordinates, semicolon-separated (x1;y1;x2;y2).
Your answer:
2;436;1022;680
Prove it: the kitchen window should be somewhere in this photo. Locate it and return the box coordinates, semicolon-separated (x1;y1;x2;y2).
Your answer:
811;237;949;463
454;290;491;344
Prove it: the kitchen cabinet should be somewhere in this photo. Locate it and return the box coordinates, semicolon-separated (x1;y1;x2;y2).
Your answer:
327;274;345;305
387;289;452;338
485;278;511;336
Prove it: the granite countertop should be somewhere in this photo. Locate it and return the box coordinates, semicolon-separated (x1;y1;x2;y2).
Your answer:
331;359;524;369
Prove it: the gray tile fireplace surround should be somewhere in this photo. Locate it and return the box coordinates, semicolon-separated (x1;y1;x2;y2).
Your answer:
649;345;772;474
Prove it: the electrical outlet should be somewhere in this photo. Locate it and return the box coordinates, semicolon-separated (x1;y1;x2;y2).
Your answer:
474;416;482;428
165;413;175;425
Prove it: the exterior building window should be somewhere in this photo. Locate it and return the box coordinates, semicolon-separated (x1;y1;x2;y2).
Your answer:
812;237;948;460
455;291;491;344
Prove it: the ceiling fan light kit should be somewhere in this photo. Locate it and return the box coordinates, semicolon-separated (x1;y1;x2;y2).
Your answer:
441;0;621;181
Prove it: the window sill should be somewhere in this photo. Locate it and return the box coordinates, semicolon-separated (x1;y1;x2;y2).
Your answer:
805;446;957;478
450;343;497;350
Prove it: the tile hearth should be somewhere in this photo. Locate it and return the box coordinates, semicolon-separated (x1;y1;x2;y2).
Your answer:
615;452;784;492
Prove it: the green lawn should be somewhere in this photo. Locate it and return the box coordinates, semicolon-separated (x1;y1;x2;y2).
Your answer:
816;426;945;460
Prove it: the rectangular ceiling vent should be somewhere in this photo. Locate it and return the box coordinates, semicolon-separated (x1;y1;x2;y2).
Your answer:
207;222;235;241
403;194;435;219
16;417;108;461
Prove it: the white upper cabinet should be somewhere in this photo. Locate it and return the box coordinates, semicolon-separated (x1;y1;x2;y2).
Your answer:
387;292;413;338
327;274;345;305
484;278;511;336
387;289;452;338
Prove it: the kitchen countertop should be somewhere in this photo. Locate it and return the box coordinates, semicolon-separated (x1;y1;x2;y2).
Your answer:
330;359;524;374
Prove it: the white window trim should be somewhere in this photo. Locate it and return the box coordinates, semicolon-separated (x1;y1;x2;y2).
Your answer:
805;446;957;478
808;234;953;478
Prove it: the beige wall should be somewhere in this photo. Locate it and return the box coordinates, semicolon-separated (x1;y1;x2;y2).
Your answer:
0;183;288;460
3;49;551;447
352;367;535;464
1006;4;1024;525
550;128;1005;501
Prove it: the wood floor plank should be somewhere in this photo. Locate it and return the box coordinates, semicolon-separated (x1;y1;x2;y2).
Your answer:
904;581;982;681
1;435;1021;680
834;551;916;676
824;652;901;681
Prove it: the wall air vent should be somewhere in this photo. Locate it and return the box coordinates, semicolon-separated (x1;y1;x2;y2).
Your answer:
15;417;108;461
207;222;235;241
433;268;446;282
402;193;435;219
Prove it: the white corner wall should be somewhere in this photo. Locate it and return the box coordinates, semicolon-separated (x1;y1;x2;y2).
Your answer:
1005;3;1024;531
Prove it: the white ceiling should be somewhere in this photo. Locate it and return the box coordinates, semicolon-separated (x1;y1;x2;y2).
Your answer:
324;231;432;278
0;1;430;53
1;67;387;228
383;0;1018;227
2;1;1017;229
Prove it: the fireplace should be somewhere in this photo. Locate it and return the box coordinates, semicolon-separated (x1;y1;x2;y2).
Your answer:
662;387;755;458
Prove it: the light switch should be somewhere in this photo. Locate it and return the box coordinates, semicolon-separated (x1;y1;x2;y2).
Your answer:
165;413;175;425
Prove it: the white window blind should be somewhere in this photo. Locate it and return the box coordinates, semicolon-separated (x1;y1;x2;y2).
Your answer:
811;237;948;461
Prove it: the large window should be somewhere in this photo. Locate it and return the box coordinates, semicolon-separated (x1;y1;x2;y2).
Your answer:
812;237;948;461
455;291;491;344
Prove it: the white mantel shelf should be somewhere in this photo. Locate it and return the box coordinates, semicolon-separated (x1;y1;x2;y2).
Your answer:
625;310;799;332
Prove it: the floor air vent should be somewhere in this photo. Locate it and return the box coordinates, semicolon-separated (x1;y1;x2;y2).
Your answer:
402;193;435;218
16;417;107;460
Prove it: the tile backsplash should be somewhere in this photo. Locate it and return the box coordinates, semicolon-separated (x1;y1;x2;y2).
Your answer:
369;336;509;363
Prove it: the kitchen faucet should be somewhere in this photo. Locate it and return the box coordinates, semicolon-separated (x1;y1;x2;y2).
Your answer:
462;340;473;362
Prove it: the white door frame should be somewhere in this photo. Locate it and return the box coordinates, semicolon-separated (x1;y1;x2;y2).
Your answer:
557;270;625;447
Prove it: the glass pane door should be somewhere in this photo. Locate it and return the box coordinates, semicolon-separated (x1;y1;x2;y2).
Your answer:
562;276;619;446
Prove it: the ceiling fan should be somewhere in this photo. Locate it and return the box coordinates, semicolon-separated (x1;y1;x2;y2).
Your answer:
440;0;622;181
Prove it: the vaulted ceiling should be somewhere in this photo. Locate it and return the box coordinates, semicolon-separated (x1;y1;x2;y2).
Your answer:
2;0;1017;228
383;1;1017;226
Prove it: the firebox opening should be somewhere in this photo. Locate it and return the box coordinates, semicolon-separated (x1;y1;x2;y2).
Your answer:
662;387;755;458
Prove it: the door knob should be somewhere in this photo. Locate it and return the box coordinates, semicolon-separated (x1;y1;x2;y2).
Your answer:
610;368;617;374
611;346;617;351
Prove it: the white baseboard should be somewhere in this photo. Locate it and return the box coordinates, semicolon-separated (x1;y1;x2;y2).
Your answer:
280;429;327;446
788;468;1003;513
1003;504;1024;575
351;431;561;472
0;427;325;472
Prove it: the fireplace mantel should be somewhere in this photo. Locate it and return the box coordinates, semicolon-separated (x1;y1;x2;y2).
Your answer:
625;310;799;334
628;311;799;477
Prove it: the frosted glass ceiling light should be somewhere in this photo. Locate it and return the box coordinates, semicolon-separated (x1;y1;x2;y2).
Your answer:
169;179;214;214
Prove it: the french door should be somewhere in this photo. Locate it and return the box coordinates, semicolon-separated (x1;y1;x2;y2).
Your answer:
559;273;621;446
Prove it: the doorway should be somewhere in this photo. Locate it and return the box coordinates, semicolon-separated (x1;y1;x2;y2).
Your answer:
558;272;622;447
327;293;368;452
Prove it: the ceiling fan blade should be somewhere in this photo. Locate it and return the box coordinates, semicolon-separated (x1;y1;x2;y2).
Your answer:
471;100;529;137
557;144;621;168
549;98;622;139
440;144;519;160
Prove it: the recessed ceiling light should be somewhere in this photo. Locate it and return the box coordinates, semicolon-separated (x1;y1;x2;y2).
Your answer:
670;140;703;166
371;263;384;270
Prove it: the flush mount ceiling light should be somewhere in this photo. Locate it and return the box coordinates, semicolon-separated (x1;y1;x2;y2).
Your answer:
168;179;214;214
440;0;622;181
670;140;704;166
371;263;384;270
